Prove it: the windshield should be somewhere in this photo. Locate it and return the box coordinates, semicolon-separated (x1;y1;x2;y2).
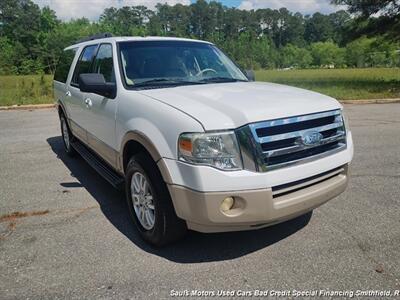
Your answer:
118;40;248;88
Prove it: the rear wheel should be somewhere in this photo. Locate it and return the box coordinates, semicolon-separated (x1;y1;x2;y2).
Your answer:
125;153;187;246
60;114;76;156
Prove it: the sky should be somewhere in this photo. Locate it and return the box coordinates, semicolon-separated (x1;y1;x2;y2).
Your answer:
32;0;345;21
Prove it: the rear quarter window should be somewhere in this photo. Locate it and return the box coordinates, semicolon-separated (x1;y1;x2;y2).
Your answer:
54;48;77;83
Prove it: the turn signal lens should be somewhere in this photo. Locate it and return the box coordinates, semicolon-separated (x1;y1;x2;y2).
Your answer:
179;137;192;154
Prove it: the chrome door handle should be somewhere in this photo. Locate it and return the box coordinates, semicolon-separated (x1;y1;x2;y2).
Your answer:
84;98;92;108
65;91;71;97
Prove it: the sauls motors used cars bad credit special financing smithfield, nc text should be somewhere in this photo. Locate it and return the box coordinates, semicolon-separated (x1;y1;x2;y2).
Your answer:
54;34;354;246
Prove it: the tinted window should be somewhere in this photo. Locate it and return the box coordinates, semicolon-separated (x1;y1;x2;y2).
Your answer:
54;48;77;83
118;41;247;86
71;44;98;85
92;44;115;83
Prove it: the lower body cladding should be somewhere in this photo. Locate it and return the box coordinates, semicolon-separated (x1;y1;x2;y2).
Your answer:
168;166;348;232
161;132;353;233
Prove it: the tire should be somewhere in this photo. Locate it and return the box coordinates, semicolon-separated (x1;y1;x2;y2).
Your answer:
125;152;187;246
60;113;76;157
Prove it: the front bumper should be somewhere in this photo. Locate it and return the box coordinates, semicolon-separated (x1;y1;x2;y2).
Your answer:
167;166;348;232
158;131;353;233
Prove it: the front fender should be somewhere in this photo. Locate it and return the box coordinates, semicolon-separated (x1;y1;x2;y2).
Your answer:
116;91;204;172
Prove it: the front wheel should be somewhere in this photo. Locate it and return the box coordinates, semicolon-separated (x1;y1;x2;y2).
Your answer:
125;153;187;246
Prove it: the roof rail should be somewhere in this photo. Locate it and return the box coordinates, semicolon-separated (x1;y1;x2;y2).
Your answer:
76;33;113;44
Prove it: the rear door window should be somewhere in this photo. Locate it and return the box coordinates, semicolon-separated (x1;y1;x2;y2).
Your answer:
54;48;77;83
71;44;98;86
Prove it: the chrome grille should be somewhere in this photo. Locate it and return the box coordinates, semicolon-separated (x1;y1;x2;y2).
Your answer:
237;109;347;172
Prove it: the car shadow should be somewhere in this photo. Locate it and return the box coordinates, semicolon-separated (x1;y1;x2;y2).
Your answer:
47;136;312;263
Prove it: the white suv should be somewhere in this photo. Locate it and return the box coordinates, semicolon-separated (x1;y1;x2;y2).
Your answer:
54;34;354;246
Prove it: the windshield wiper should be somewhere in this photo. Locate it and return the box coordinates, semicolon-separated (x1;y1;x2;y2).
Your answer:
133;78;205;88
199;77;248;83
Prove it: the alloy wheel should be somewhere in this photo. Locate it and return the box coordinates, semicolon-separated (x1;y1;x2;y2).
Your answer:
130;172;155;230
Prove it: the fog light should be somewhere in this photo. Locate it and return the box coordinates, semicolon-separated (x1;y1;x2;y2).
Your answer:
221;197;234;212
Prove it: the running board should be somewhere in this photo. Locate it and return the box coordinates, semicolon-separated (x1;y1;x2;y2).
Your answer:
71;140;125;190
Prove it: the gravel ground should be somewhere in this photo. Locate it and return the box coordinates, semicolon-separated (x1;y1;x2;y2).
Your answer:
0;104;399;299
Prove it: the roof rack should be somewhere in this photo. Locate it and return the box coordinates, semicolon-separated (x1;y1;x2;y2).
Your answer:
76;33;113;44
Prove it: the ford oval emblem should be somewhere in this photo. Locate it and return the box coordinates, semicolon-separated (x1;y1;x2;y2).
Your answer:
300;131;323;146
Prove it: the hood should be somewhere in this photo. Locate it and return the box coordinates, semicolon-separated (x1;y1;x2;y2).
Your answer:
138;82;342;130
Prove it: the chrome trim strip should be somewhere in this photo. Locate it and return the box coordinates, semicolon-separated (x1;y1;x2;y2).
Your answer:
264;132;346;157
236;126;260;172
249;109;341;130
272;167;344;196
265;143;347;171
257;122;344;143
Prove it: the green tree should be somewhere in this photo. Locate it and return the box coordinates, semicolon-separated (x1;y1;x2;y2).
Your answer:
310;41;345;67
345;37;373;67
99;6;151;36
18;59;44;75
37;6;60;73
0;0;399;75
281;44;312;68
0;0;42;67
368;38;399;67
40;18;99;73
345;36;399;67
332;0;400;40
0;37;17;74
305;13;334;43
190;0;224;39
328;10;351;45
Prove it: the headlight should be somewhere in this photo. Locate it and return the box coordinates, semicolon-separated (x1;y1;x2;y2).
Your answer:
178;131;243;170
340;109;349;132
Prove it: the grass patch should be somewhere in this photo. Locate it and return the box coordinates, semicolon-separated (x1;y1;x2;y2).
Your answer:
0;68;399;106
0;74;53;106
255;68;400;100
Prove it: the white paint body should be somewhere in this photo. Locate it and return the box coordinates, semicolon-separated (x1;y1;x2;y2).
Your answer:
56;36;354;194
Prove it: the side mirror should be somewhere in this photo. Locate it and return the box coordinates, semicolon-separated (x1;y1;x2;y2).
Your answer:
244;70;255;81
79;73;116;99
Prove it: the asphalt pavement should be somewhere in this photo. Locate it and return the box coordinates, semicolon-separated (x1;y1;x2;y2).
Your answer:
0;104;399;299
